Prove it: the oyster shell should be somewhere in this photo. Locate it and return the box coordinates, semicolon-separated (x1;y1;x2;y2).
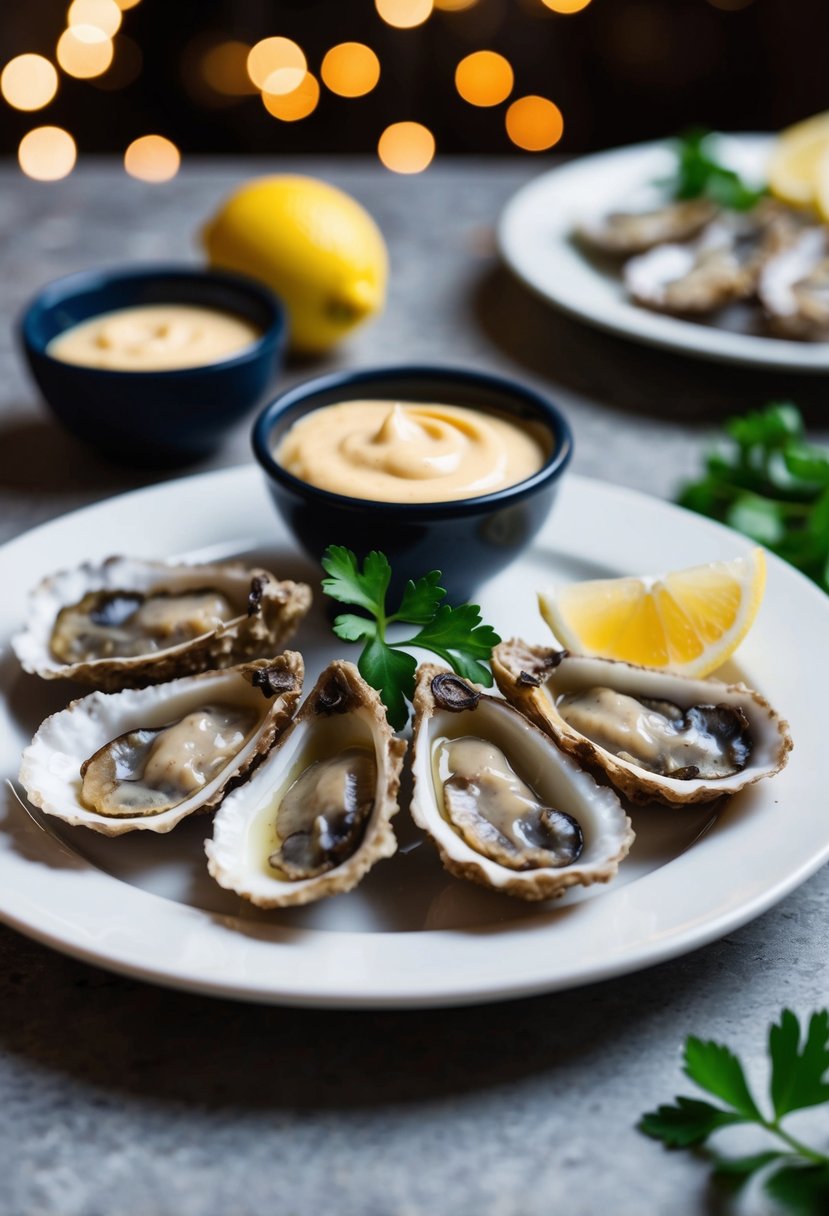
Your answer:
758;227;829;340
18;653;304;836
577;197;718;257
12;556;312;689
409;666;633;901
205;661;406;907
492;641;792;806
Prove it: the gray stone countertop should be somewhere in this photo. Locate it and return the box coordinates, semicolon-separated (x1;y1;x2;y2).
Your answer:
1;159;828;1216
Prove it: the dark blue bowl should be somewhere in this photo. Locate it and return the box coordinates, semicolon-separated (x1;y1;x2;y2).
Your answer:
21;264;286;465
252;365;573;604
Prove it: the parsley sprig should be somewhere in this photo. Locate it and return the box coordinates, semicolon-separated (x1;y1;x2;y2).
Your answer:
640;1010;829;1214
678;402;829;594
321;545;501;730
668;128;767;212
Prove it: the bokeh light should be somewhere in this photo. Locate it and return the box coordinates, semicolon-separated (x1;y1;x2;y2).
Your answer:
1;55;59;112
67;0;122;37
246;37;306;92
539;0;593;12
455;51;513;107
201;41;256;96
57;25;114;79
321;43;380;98
375;0;434;30
262;72;320;121
378;122;435;173
434;0;479;9
124;134;180;182
114;0;141;8
18;126;77;181
505;96;564;150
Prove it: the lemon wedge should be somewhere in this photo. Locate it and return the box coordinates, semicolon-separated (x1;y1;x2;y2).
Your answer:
537;549;767;678
768;110;829;209
202;175;388;354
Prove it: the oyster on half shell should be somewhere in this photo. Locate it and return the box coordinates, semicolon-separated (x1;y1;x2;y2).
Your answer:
18;653;304;836
577;197;719;258
12;556;312;690
205;661;406;907
409;665;633;901
492;641;792;806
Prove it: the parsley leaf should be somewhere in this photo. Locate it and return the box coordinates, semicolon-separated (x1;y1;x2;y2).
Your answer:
639;1010;829;1216
677;403;829;595
670;128;767;212
322;546;502;730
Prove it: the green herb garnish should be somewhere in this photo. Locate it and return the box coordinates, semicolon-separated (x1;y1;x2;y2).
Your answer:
640;1010;829;1214
678;402;829;594
669;128;767;211
321;545;501;730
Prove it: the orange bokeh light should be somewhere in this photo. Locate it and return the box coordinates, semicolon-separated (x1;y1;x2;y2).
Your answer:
262;72;320;121
247;37;306;91
539;0;592;12
321;42;380;98
455;51;513;107
434;0;478;9
1;55;58;111
378;122;435;173
57;25;114;79
505;96;564;150
67;0;122;37
18;126;77;180
114;0;142;8
375;0;433;29
124;134;180;182
201;41;256;96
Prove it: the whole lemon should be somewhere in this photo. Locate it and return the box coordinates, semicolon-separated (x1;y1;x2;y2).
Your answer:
202;175;388;354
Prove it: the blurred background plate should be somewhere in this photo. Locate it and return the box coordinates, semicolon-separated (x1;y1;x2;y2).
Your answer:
498;134;829;372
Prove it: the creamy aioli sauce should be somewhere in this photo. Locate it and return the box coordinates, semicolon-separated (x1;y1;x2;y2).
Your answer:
47;304;261;371
275;400;548;503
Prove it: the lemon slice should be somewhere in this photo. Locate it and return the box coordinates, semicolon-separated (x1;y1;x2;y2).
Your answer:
537;549;766;677
768;111;829;208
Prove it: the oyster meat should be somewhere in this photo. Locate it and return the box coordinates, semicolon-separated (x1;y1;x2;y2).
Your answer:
12;556;312;689
18;653;304;836
206;661;406;907
758;227;829;340
577;197;719;257
409;666;633;901
492;641;792;806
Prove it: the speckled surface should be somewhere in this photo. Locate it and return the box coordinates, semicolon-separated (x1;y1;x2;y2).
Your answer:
1;160;828;1216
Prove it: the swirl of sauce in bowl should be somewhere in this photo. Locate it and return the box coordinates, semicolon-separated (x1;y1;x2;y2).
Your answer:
275;400;548;503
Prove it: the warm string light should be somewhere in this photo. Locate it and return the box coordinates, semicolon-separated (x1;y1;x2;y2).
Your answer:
539;0;593;12
247;37;306;92
67;0;122;37
434;0;479;9
57;24;114;79
124;134;180;182
1;55;59;111
378;121;435;173
321;43;380;98
375;0;434;30
262;72;320;121
506;95;564;150
455;51;513;107
114;0;141;8
18;126;77;180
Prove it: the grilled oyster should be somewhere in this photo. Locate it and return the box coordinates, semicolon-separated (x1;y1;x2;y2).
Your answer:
18;653;304;836
12;556;312;689
206;661;406;907
409;666;633;901
492;641;792;806
577;197;718;258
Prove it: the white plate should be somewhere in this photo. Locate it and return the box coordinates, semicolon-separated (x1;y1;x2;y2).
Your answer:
498;135;829;372
0;467;824;1008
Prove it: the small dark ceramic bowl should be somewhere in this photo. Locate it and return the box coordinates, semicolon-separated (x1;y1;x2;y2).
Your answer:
252;365;573;604
21;264;286;464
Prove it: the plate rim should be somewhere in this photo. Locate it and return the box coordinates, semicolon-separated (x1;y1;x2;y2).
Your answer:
497;134;829;372
1;464;826;1009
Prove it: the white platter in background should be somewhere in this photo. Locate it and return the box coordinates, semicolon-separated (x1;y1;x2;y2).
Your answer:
498;135;829;372
0;466;824;1007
